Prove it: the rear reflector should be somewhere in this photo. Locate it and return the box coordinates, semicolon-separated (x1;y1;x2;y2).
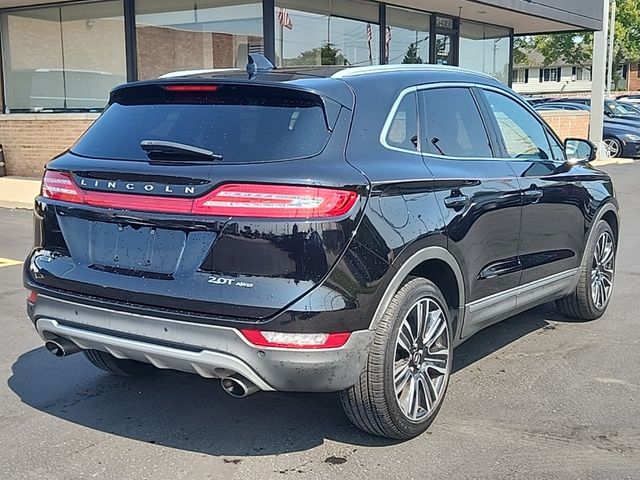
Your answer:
163;84;219;92
41;171;358;219
240;330;351;349
27;290;38;304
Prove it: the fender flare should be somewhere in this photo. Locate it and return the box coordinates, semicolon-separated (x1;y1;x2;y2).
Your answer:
368;246;466;336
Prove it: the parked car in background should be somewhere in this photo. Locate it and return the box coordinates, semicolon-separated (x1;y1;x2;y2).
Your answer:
536;102;640;158
548;97;592;106
25;59;619;440
617;94;640;105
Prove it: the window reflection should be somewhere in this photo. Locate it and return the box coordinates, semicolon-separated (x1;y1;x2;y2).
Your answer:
0;2;125;112
275;0;379;67
459;21;511;84
135;0;263;80
386;6;430;64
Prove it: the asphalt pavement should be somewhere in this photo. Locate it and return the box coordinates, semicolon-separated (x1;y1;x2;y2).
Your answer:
1;163;639;479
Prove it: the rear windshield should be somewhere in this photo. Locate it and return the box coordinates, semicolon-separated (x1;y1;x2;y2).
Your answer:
72;84;333;163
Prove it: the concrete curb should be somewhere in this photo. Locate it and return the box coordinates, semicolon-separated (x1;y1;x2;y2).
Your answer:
591;158;635;167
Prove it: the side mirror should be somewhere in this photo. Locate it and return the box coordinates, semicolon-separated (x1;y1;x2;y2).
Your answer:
564;138;597;164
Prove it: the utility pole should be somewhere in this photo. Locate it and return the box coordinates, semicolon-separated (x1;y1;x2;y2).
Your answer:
590;0;610;155
606;0;617;98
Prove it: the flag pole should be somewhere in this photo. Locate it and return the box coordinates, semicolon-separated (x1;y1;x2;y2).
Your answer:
279;22;284;67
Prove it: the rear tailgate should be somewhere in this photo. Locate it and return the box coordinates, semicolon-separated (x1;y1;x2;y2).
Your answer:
26;79;369;322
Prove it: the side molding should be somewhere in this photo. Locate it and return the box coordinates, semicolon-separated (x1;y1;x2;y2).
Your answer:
369;246;466;338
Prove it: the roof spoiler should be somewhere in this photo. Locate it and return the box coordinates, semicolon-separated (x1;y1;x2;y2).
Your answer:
246;54;275;78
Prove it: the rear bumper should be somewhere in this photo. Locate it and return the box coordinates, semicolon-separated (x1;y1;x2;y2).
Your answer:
30;295;373;392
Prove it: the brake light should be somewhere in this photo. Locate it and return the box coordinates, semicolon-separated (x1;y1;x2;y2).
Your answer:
164;84;218;92
40;172;358;219
42;171;84;203
240;330;351;349
192;184;358;218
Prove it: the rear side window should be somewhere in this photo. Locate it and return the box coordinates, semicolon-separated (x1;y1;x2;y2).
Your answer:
420;88;493;158
386;92;418;151
72;84;333;163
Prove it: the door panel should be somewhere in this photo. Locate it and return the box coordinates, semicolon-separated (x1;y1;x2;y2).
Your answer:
480;89;586;287
418;87;522;321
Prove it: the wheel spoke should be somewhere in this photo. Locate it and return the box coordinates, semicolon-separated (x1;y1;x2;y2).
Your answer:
394;361;411;394
417;375;432;412
397;323;413;354
415;300;426;342
425;313;446;348
601;243;614;266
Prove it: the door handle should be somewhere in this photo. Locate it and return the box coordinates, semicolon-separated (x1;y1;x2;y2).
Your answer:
523;189;543;202
444;194;470;209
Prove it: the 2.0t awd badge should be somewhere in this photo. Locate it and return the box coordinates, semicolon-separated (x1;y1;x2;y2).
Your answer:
207;276;254;288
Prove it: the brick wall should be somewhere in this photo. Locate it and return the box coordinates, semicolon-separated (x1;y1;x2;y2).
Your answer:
0;115;96;177
628;63;640;92
538;110;590;141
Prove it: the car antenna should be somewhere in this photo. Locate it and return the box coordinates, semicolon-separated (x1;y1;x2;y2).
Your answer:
246;53;276;79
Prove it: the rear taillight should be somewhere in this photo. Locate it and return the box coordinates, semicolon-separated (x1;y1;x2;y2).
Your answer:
42;171;84;203
192;184;358;218
40;171;358;219
240;330;351;349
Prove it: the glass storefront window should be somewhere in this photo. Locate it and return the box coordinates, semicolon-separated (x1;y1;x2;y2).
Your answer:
275;0;379;67
386;6;430;64
135;0;263;80
0;2;126;112
459;21;511;84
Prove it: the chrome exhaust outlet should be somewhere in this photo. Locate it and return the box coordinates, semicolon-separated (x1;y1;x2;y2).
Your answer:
221;374;260;398
45;337;81;357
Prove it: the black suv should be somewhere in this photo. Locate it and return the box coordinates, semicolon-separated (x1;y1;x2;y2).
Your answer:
25;58;619;440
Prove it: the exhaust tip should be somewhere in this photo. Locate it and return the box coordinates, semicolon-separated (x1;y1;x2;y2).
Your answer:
221;374;259;398
45;340;65;357
44;338;80;357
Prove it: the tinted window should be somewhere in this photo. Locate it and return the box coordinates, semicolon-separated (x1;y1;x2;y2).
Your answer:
73;86;332;163
421;88;492;158
386;91;418;151
484;90;552;160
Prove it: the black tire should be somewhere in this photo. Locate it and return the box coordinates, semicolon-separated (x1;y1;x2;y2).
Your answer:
340;278;453;439
83;349;156;377
556;220;616;321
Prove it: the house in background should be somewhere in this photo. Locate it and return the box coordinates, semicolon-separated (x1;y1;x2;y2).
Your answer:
513;51;640;96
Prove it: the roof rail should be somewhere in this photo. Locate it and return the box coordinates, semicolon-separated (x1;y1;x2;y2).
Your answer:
331;64;495;80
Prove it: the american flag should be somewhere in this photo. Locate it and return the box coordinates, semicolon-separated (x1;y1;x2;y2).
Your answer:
366;23;372;61
278;8;293;30
385;26;392;62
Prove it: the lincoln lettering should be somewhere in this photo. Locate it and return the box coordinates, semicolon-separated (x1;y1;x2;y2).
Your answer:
78;178;196;195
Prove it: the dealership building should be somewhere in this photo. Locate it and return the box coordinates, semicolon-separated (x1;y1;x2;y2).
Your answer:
0;0;604;177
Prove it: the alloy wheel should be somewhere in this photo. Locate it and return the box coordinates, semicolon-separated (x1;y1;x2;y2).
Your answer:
591;231;615;309
393;297;450;421
603;139;621;158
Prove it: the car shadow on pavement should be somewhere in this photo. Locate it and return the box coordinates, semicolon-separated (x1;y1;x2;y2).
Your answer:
8;303;563;457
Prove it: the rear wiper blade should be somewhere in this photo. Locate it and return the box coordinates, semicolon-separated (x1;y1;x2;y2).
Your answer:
140;140;223;161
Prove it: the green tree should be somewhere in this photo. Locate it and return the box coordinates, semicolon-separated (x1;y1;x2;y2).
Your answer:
402;42;423;64
286;43;347;66
519;0;640;83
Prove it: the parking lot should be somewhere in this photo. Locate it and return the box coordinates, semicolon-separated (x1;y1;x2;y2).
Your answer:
1;162;639;480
